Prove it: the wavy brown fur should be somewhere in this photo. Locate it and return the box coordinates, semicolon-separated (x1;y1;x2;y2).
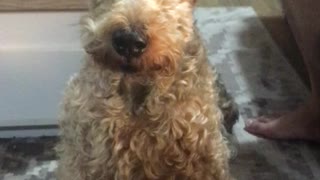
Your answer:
56;0;235;179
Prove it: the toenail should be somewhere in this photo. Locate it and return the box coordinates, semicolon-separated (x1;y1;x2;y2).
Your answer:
245;119;254;127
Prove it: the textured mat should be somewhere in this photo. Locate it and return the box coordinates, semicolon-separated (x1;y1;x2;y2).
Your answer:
1;7;320;180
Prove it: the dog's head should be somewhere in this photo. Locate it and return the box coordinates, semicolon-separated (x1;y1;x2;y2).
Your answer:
82;0;196;76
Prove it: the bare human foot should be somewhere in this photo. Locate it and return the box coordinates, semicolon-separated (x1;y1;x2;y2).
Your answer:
244;99;320;142
246;0;320;143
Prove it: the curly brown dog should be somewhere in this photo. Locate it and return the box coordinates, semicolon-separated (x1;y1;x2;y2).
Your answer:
56;0;238;179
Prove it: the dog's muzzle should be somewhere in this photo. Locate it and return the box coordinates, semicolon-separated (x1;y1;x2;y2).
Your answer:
112;29;147;59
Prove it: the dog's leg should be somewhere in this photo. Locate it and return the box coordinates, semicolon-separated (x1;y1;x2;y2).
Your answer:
212;68;239;134
211;68;239;159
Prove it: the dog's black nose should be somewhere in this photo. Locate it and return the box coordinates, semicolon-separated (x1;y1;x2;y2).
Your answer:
112;29;147;58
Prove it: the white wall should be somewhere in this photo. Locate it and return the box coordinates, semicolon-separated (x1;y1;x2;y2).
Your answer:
0;12;85;135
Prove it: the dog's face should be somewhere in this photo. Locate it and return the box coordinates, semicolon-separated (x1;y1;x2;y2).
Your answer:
82;0;196;75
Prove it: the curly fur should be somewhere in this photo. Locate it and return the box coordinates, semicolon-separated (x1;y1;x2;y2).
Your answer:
56;0;237;179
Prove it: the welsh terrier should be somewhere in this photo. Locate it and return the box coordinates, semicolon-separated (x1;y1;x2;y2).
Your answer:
57;0;238;179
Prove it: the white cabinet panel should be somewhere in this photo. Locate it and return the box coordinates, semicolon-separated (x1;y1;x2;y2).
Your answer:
0;12;85;129
0;51;83;126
